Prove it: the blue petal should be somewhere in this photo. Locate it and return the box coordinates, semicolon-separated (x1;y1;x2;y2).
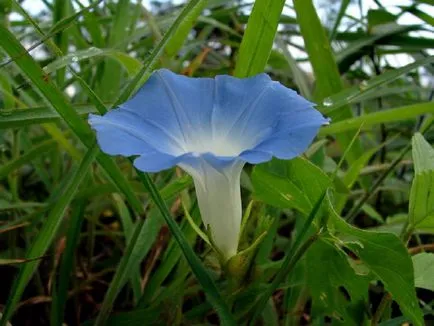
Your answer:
133;151;181;172
89;113;155;156
153;69;215;137
89;69;328;173
88;110;182;156
253;124;324;160
124;69;216;149
239;150;273;164
211;74;275;143
212;74;320;150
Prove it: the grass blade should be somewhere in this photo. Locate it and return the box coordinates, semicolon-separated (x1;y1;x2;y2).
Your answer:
114;0;206;104
320;102;434;135
0;145;98;325
249;190;328;323
293;0;363;164
323;56;434;113
50;200;86;326
0;23;144;214
234;0;285;77
94;215;164;326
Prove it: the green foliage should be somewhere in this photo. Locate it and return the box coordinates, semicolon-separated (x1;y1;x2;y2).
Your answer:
329;202;423;325
413;253;434;292
409;134;434;229
0;0;433;325
234;0;285;77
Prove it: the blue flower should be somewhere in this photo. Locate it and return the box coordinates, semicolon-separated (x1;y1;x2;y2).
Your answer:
89;69;329;260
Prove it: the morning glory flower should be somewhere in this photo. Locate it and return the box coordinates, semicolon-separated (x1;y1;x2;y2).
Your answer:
88;69;328;260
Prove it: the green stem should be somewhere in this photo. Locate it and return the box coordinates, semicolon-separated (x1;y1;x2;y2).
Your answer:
346;116;434;223
346;142;411;222
371;215;415;325
371;292;392;326
249;230;323;325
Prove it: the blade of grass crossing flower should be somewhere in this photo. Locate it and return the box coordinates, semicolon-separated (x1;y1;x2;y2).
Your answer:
135;170;236;325
138;204;201;306
234;0;285;77
50;200;86;326
0;145;98;326
293;0;364;165
0;24;144;215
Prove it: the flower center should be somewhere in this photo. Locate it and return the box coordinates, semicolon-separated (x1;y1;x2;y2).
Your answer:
185;135;246;157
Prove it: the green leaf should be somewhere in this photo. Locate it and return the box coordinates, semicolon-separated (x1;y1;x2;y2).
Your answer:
412;132;434;173
409;172;434;227
234;0;285;77
0;71;14;109
306;239;369;324
409;133;434;228
328;201;424;326
252;157;333;215
251;166;312;214
367;9;397;29
413;253;434;292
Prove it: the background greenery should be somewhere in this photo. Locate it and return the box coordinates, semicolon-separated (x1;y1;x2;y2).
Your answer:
0;0;433;325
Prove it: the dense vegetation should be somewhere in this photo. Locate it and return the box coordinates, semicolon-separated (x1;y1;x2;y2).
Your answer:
0;0;433;325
